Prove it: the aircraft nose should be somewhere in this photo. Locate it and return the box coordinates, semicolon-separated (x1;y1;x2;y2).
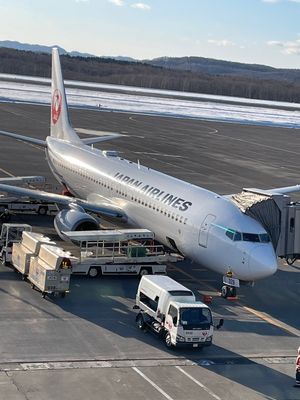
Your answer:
248;245;278;280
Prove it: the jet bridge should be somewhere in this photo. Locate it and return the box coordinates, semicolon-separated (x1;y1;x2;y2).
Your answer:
231;188;300;265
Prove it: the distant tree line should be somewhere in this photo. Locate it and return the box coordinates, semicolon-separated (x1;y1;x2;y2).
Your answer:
1;48;300;103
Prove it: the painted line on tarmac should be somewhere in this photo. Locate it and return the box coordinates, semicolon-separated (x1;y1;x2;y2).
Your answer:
132;367;174;400
242;306;300;337
170;263;300;337
176;366;222;400
0;167;14;177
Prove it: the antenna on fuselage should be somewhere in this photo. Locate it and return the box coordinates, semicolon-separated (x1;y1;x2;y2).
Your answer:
137;159;140;169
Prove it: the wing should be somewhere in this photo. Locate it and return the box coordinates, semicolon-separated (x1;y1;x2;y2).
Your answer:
0;184;126;219
0;176;45;185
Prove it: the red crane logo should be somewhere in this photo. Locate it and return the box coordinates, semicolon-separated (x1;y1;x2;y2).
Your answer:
52;89;62;125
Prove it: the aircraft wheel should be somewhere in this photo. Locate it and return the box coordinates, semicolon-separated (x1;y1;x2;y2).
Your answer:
230;286;237;297
221;285;230;298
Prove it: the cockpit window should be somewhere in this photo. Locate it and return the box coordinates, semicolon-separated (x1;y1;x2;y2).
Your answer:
259;233;270;243
225;230;234;240
243;233;260;242
225;229;270;243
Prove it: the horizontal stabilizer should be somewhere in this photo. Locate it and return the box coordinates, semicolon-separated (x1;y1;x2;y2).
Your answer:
0;130;46;147
75;128;123;145
245;185;300;195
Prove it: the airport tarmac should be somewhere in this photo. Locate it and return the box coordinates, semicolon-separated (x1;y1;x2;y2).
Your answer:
0;102;299;399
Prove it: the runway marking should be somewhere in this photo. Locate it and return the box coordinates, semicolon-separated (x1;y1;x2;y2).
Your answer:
170;263;300;336
242;306;300;337
133;151;183;158
169;263;217;293
175;366;222;400
132;367;174;400
0;167;14;177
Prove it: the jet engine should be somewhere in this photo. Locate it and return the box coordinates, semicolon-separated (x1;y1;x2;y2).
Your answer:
54;203;99;240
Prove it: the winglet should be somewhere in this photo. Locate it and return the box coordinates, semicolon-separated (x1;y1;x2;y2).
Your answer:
51;48;81;144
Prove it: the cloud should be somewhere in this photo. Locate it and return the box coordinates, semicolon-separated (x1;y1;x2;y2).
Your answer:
130;3;151;10
267;39;300;55
108;0;125;6
208;39;235;47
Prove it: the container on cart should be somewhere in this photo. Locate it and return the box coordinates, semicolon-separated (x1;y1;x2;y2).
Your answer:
28;244;74;298
12;231;56;276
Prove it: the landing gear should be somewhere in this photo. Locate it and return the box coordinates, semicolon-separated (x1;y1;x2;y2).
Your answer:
221;285;237;298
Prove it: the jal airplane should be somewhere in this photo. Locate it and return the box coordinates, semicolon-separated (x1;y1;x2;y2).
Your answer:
0;48;295;296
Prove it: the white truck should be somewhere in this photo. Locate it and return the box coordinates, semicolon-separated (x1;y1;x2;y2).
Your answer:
64;229;183;277
0;223;32;265
134;275;223;349
0;196;57;219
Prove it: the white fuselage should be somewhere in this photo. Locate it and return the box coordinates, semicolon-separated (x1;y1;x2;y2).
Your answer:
46;136;278;281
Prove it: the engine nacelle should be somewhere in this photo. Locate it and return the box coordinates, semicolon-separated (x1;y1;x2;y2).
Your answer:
54;204;99;240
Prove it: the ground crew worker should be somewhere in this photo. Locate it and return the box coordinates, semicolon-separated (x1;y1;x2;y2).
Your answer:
295;346;300;386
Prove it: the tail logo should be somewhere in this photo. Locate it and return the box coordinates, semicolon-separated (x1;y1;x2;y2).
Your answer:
52;89;62;124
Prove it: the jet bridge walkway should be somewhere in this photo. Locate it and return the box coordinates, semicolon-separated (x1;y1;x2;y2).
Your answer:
231;188;300;265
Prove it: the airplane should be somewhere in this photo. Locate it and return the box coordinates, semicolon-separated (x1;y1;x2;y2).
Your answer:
0;47;297;297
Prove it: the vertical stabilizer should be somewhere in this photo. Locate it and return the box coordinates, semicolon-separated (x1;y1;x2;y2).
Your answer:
51;48;81;143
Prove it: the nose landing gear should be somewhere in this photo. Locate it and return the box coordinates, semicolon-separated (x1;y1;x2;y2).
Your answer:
221;285;237;298
221;271;239;299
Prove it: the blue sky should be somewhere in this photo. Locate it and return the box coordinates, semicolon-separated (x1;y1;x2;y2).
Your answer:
0;0;300;68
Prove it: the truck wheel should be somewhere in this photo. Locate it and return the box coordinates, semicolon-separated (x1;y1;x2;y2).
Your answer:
38;206;48;216
88;267;99;278
136;313;146;330
164;332;173;348
2;252;9;266
140;268;149;277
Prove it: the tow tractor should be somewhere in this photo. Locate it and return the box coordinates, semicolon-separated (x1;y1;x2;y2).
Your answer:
63;229;183;277
0;223;32;265
0;195;57;219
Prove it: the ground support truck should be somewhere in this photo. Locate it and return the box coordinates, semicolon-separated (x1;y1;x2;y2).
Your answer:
11;231;56;277
0;223;32;266
134;275;223;349
28;244;74;298
0;195;57;219
63;229;183;278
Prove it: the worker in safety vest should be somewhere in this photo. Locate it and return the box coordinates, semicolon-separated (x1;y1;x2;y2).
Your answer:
296;347;300;386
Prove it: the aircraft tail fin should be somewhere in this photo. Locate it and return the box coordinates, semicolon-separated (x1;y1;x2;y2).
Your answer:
51;48;81;143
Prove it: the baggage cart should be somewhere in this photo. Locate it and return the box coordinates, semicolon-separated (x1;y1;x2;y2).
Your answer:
28;244;74;298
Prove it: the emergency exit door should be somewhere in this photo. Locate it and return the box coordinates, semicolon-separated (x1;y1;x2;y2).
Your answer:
199;214;216;248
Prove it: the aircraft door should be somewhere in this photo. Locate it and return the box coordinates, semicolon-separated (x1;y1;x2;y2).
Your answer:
199;214;216;248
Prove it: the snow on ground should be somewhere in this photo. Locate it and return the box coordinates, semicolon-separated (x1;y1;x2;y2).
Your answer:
0;78;300;128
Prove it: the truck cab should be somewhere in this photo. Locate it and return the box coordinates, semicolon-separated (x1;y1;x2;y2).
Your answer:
135;275;223;348
0;223;32;265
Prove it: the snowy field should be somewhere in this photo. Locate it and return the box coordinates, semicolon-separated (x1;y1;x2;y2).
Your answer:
0;74;300;128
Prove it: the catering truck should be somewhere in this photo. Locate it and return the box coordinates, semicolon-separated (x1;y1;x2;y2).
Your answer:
134;275;223;349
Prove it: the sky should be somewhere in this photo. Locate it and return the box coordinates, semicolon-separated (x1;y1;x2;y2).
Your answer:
0;0;300;69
